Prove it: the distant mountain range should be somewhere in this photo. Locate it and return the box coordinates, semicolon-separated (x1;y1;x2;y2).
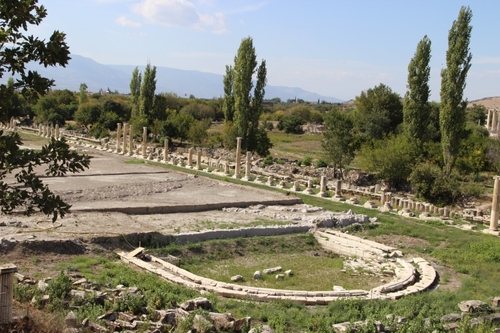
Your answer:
20;55;343;103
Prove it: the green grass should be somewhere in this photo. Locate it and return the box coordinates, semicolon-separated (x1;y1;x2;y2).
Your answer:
150;234;381;291
124;159;146;164
267;131;323;161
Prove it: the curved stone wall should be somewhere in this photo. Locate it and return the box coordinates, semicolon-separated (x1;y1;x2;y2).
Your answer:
118;227;437;304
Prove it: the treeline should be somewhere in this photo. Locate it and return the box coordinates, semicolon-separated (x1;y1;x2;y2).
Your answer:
5;6;490;207
321;7;495;207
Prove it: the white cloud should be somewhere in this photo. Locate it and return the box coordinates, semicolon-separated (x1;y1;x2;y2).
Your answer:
132;0;227;33
474;56;500;65
115;15;142;27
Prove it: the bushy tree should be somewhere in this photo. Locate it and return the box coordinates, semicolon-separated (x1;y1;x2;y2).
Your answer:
74;101;102;129
33;90;76;126
353;84;403;141
0;0;90;220
322;109;357;178
466;104;487;126
440;6;473;176
358;135;418;189
408;163;461;206
0;131;90;221
188;119;211;146
181;103;216;120
0;0;70;122
277;115;305;134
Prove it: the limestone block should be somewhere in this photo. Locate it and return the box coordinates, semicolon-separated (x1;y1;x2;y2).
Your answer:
231;275;244;282
363;201;377;209
458;300;490;313
263;266;282;274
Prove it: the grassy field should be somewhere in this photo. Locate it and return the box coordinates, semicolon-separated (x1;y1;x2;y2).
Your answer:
149;234;382;291
267;131;323;162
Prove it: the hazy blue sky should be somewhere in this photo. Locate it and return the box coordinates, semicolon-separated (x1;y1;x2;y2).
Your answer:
36;0;500;101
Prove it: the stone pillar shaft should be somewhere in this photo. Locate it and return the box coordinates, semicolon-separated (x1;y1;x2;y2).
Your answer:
244;151;251;180
142;127;147;157
128;125;134;156
122;123;127;153
188;148;194;167
487;109;491;130
197;150;202;170
490;176;500;230
234;137;242;178
163;139;168;161
116;123;122;152
0;264;17;324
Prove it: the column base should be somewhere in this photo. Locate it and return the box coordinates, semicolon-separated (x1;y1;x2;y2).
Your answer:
483;229;500;236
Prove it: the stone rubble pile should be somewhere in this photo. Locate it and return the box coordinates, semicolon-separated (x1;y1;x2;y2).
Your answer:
15;271;260;333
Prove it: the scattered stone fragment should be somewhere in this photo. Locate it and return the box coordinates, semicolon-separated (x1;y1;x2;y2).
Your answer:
231;275;244;282
263;266;282;274
458;300;490;313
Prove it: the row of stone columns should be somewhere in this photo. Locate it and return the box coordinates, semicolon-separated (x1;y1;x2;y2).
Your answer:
486;109;500;134
27;122;499;226
38;123;60;139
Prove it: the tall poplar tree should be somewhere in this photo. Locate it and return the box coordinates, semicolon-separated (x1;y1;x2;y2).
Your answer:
223;37;268;153
130;67;142;117
222;65;234;122
440;6;473;176
139;63;157;119
403;36;431;144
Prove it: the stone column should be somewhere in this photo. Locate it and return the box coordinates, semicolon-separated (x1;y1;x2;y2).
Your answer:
243;151;252;181
318;176;327;197
196;150;202;170
128;125;133;156
490;176;500;230
122;123;127;154
292;181;301;191
0;264;17;324
115;123;122;152
487;109;492;130
55;124;60;139
303;179;314;194
380;191;385;205
163;139;169;161
335;180;342;197
490;111;498;133
188;147;194;168
224;163;230;175
496;112;500;134
38;124;42;135
267;176;275;186
234;137;242;179
142;127;147;157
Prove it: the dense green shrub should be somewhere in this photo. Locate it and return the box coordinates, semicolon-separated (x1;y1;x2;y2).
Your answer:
315;159;328;168
408;163;461;205
301;155;312;166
